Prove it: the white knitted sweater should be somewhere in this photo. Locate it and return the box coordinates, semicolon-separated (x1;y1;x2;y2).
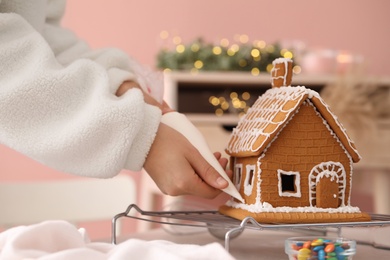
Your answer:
0;0;163;178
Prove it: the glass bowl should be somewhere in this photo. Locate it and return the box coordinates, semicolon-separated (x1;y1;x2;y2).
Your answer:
285;236;356;260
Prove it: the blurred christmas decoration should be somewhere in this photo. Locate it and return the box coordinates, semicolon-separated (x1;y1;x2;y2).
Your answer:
156;34;299;74
209;91;253;117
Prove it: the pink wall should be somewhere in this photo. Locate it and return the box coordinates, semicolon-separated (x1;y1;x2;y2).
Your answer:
62;0;390;76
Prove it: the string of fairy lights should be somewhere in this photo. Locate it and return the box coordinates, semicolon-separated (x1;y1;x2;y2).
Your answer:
156;31;303;117
156;30;302;76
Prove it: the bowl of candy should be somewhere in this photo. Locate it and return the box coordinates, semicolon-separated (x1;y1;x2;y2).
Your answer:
285;236;356;260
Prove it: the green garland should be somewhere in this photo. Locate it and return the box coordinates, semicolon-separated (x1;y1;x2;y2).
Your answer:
156;38;293;72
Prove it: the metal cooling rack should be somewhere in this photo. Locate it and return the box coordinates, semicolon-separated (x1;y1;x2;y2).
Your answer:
111;204;390;251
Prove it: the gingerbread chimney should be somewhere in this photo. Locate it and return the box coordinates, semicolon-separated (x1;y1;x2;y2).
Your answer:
271;58;293;88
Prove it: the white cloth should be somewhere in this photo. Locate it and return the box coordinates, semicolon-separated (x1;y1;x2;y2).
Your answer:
0;221;236;260
0;0;163;177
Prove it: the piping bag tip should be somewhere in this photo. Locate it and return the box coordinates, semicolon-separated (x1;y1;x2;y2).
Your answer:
222;187;245;204
161;112;244;203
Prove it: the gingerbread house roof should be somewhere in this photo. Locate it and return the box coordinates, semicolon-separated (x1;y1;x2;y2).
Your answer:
225;86;361;162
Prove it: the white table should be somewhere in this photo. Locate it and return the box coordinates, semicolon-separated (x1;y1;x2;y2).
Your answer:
119;226;390;260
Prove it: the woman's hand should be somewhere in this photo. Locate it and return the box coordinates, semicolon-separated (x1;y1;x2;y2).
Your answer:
116;81;172;114
117;81;232;198
144;123;232;199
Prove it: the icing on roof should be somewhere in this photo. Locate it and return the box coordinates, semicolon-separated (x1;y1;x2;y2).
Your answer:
226;86;361;162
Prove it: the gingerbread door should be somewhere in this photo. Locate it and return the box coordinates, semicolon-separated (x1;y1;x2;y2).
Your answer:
316;175;339;208
308;162;346;208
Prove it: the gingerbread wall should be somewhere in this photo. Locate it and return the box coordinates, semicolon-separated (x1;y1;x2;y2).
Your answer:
256;100;352;207
233;156;258;204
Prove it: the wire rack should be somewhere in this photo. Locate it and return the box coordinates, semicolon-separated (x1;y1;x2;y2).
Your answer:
111;204;390;251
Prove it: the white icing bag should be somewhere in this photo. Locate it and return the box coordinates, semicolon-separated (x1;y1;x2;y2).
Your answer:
161;112;244;203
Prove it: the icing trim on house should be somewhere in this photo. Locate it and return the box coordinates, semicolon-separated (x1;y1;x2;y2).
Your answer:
225;199;362;214
255;158;262;204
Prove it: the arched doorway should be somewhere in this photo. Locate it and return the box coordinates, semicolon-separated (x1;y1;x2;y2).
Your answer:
308;162;346;208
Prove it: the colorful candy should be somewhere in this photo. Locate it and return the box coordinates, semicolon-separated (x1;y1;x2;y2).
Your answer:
288;237;354;260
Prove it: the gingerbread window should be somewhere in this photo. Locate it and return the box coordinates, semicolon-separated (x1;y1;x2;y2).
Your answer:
244;165;256;196
277;169;302;198
234;164;242;190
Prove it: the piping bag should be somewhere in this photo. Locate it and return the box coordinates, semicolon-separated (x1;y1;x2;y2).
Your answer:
161;111;244;203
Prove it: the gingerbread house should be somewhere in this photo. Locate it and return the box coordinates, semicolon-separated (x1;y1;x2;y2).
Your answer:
219;58;371;223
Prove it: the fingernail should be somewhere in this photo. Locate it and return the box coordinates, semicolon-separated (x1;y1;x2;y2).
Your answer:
216;176;228;187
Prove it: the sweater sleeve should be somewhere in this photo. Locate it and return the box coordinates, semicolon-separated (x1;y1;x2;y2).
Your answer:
0;12;162;178
41;0;164;103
